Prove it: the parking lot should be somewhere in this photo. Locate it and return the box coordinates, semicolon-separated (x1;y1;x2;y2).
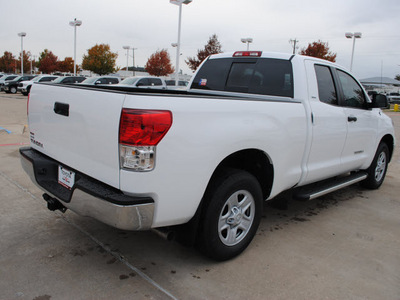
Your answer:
1;92;399;300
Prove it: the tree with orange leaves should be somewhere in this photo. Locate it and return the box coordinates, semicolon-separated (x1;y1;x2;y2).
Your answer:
299;40;336;62
145;49;174;77
81;44;118;75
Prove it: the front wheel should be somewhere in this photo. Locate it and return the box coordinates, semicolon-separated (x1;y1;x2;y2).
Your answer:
10;86;17;94
361;142;389;189
198;169;263;261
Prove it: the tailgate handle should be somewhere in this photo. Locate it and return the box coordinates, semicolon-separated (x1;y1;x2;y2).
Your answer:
54;102;69;117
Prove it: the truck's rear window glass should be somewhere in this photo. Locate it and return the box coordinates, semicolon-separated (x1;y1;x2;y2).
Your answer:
191;57;293;98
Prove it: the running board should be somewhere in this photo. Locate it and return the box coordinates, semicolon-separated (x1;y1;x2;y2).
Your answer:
293;172;368;201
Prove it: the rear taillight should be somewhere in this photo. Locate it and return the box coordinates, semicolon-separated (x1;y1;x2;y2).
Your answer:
119;109;172;171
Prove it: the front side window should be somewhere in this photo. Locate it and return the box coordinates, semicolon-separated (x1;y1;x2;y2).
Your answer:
314;65;338;105
149;78;162;86
337;70;366;109
137;78;150;86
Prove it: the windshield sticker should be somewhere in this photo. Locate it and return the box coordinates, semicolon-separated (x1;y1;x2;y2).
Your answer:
199;79;207;86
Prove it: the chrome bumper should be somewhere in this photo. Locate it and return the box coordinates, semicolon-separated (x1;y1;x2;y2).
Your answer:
20;147;154;231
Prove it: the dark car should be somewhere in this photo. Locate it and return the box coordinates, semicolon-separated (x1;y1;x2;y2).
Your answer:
3;75;37;94
0;75;18;91
51;76;86;84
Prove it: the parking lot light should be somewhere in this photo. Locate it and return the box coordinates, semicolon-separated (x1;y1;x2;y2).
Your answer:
241;38;253;51
345;32;362;72
69;18;82;76
170;0;192;85
17;32;26;75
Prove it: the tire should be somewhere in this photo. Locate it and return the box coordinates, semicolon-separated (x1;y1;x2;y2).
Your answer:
22;92;28;96
361;142;389;189
10;86;17;94
198;169;263;261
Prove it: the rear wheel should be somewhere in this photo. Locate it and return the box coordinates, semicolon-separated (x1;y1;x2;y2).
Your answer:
361;142;389;189
10;86;17;94
198;169;263;261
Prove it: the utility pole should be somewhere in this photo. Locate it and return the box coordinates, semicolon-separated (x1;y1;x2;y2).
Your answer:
289;38;299;55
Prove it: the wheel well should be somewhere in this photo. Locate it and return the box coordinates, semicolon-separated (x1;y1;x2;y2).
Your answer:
381;134;394;162
209;149;273;200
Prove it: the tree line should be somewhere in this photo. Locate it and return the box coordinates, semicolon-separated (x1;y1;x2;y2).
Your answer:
0;35;223;76
5;36;389;79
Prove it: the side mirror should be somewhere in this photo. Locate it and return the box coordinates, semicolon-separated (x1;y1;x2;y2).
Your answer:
371;94;389;109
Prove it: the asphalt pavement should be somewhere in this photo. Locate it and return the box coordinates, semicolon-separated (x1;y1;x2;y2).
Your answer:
1;92;399;300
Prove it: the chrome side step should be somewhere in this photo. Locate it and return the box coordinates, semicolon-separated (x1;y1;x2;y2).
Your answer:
293;172;368;201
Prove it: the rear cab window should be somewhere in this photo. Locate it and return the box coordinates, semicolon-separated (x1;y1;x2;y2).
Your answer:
191;57;293;98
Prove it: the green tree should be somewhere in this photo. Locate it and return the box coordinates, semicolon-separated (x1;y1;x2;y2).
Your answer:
38;49;59;74
186;34;223;72
0;51;16;73
81;44;118;75
299;40;336;62
145;49;174;77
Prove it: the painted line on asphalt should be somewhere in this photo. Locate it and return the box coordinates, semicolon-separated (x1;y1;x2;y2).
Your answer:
0;170;178;300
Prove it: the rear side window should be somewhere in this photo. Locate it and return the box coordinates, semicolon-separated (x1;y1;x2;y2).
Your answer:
191;58;293;97
314;65;338;105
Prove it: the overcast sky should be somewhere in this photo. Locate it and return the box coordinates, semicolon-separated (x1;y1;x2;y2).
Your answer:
1;0;399;79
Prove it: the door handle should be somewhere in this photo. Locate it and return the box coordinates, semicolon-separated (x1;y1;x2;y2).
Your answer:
54;102;69;117
348;115;357;122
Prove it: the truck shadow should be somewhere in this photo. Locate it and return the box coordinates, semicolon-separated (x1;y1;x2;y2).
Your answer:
260;184;367;233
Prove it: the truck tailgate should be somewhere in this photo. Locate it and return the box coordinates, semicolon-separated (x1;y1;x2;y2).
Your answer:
28;83;125;189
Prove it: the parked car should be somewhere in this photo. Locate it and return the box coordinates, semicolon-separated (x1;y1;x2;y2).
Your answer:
118;76;167;89
3;75;37;94
51;76;86;84
387;93;400;104
0;75;18;91
80;76;120;85
18;75;59;96
165;80;189;87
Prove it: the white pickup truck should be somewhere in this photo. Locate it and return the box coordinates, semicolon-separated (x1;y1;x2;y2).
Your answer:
20;51;395;260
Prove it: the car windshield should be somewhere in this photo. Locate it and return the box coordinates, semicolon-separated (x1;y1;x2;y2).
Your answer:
31;76;44;82
81;77;98;84
52;77;66;83
120;77;139;85
11;76;22;81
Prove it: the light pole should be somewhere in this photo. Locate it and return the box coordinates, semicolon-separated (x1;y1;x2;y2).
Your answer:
123;46;131;76
170;0;192;85
18;32;26;75
69;18;82;75
345;32;362;72
132;48;137;76
241;38;253;51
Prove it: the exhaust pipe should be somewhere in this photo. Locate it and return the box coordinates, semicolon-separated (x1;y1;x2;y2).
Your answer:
152;227;175;241
43;193;67;213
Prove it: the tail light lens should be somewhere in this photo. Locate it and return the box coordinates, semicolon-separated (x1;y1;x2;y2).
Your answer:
119;109;172;171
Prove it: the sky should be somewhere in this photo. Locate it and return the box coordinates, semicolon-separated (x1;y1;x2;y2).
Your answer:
1;0;400;80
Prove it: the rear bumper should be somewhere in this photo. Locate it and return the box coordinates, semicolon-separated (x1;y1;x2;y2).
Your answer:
19;147;154;230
